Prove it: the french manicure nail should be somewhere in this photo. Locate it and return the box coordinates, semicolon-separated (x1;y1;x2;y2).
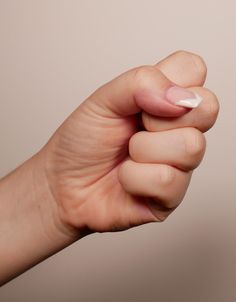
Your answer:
166;86;203;109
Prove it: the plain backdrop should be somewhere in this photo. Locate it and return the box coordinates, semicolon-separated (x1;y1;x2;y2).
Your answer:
0;1;235;301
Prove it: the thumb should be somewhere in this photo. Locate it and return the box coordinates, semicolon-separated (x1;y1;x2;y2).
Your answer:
84;65;201;118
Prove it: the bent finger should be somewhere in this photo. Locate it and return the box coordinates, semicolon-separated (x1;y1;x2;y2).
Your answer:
155;50;207;87
142;87;219;133
129;128;206;171
118;159;192;213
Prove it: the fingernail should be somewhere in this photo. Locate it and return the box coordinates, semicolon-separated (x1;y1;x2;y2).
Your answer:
166;86;203;108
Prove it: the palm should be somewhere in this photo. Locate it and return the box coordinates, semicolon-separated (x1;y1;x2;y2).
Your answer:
45;103;152;232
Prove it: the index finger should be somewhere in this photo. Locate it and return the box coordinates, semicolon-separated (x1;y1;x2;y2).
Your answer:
142;87;219;133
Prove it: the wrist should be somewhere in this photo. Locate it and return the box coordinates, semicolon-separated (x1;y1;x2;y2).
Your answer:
30;150;87;244
0;151;88;284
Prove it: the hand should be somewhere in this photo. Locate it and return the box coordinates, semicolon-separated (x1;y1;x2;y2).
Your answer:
38;51;219;235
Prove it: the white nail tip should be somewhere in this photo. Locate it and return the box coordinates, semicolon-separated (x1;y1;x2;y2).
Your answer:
175;93;203;108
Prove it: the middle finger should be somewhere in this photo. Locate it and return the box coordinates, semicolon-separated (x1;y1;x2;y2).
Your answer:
129;127;206;172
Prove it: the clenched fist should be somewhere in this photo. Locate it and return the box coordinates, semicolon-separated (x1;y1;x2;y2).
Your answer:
0;50;219;284
39;51;219;234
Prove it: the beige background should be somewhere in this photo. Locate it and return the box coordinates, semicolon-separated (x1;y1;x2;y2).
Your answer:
0;0;235;301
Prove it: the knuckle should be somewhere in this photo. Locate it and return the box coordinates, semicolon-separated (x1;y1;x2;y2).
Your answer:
184;128;206;163
133;65;157;84
175;50;207;82
159;165;176;187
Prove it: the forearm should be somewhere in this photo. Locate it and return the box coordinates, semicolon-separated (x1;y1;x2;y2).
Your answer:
0;152;81;285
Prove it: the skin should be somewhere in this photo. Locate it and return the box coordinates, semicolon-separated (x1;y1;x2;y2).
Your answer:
0;51;219;285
